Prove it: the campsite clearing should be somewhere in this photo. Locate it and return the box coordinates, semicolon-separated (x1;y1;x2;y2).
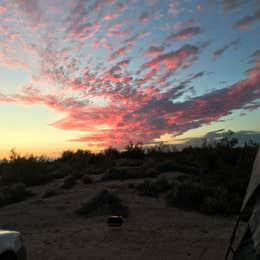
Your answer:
0;176;246;260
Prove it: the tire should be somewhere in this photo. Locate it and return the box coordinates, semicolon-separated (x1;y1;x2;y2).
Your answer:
0;251;17;260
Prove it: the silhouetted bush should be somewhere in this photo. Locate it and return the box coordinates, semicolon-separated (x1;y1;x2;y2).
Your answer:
0;153;51;186
85;168;104;175
61;175;77;189
75;189;128;217
0;131;257;216
122;142;145;159
81;175;93;184
100;166;159;181
155;160;199;174
155;160;179;172
103;147;121;160
144;168;160;177
166;179;211;209
136;180;158;197
116;158;143;167
154;177;171;192
166;178;243;215
101;167;144;181
136;178;170;197
202;187;242;215
0;183;33;207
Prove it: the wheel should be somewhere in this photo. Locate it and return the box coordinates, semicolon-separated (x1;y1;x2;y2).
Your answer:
0;251;17;260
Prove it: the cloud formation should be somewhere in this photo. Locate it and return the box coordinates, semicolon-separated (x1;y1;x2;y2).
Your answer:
213;39;240;59
0;0;259;150
234;8;260;29
167;27;202;41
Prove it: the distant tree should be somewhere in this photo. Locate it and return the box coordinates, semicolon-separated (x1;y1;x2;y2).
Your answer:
103;146;120;160
123;142;145;159
215;130;238;148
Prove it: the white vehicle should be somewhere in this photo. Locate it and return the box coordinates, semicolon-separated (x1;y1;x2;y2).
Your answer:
0;230;26;260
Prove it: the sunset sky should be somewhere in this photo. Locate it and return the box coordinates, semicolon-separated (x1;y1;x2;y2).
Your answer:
0;0;259;158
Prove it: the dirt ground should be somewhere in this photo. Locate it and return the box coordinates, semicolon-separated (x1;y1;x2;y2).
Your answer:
0;175;245;260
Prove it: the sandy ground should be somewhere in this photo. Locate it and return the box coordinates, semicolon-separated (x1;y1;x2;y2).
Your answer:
0;174;245;260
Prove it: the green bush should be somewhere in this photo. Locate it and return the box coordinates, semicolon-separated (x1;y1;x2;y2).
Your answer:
75;189;128;217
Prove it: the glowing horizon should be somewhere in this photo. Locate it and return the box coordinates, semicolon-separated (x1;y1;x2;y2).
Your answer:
0;0;259;159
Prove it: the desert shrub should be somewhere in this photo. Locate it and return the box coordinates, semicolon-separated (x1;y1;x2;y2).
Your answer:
0;154;51;186
61;175;77;189
136;180;158;197
101;167;145;181
142;159;157;169
173;175;193;182
101;166;161;182
122;142;145;159
116;158;143;167
166;179;211;209
136;178;170;197
75;189;128;217
103;147;121;160
154;177;171;192
155;160;181;172
156;160;199;174
58;149;105;174
202;187;242;215
144;168;160;177
83;168;104;175
85;168;98;175
81;175;93;184
42;189;59;199
0;183;33;207
50;169;68;179
166;178;243;215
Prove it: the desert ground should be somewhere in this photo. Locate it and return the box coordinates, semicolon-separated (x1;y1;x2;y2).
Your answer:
0;173;245;260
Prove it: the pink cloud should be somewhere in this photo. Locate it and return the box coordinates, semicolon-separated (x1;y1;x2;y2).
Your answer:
108;46;131;61
117;59;131;67
138;12;149;23
0;0;258;151
234;8;260;29
167;27;202;41
144;46;165;57
104;10;119;21
0;5;6;14
1;61;259;149
168;1;178;15
142;44;199;71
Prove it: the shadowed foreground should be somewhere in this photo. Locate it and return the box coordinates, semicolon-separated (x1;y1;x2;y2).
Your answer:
0;177;244;260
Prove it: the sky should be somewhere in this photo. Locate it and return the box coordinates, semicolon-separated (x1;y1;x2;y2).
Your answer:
0;0;259;158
